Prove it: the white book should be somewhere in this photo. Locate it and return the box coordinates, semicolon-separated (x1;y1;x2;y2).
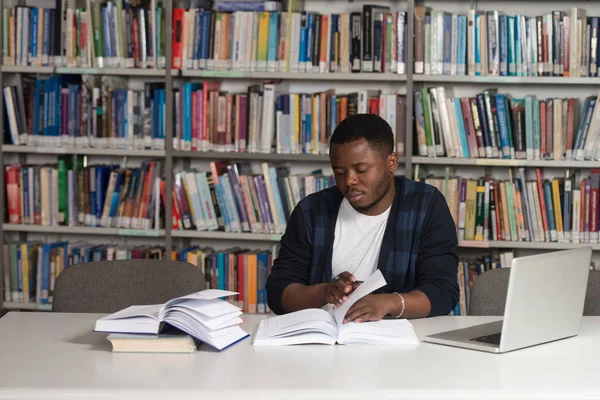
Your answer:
445;98;462;158
260;83;286;153
451;14;458;75
253;270;419;346
572;187;581;243
467;10;475;76
435;87;455;158
94;289;248;351
570;8;580;78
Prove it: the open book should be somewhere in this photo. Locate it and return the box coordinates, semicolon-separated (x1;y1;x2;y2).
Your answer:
94;289;248;351
253;270;419;346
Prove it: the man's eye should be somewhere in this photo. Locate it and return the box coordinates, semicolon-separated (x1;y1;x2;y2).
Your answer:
357;169;367;173
335;171;345;176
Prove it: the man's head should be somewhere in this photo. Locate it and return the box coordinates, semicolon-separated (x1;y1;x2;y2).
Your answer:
329;113;398;215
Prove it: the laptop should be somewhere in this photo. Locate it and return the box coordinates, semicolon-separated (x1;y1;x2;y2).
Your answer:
424;247;592;353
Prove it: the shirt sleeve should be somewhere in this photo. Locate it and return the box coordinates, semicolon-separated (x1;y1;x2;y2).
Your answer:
266;205;313;315
413;188;460;317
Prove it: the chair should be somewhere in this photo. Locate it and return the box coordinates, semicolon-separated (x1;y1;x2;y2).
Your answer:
52;259;206;313
467;268;600;316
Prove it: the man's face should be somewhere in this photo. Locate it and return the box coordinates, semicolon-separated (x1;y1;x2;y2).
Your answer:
329;138;397;214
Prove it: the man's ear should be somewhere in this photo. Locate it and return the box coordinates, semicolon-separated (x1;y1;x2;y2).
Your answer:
388;152;398;173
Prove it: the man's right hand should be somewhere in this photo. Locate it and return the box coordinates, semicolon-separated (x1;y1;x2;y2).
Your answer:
323;271;359;308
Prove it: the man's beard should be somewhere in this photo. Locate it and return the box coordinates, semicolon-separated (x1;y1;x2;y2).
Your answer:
352;173;392;214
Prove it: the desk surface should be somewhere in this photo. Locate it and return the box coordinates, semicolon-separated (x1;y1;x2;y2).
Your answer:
1;312;599;400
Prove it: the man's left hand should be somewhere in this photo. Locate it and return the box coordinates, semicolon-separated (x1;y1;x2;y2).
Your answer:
343;294;394;324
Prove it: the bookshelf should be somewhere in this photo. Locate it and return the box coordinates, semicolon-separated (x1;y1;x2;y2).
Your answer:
2;0;600;313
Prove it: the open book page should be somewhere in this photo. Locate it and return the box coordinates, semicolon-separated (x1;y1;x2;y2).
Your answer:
331;269;387;325
167;307;243;330
336;319;420;345
253;309;338;345
161;289;238;313
163;310;249;351
159;297;241;320
94;304;163;334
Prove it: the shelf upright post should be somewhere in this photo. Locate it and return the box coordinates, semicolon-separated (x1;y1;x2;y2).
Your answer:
0;0;4;305
164;0;174;256
405;0;415;179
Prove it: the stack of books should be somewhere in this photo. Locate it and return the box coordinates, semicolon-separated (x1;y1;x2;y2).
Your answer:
94;289;248;351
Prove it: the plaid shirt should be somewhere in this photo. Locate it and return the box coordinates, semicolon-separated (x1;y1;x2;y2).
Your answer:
266;176;459;316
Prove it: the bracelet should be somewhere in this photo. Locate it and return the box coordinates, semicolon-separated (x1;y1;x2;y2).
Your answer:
392;292;405;318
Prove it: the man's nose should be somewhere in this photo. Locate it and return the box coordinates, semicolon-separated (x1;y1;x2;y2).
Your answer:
345;172;358;187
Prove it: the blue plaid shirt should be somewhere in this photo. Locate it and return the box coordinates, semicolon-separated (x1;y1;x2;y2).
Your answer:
266;176;459;316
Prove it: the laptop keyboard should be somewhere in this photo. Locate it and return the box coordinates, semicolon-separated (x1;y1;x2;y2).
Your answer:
470;333;501;346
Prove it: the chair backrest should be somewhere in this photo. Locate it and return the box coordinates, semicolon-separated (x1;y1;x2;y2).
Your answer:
468;268;600;316
52;259;206;313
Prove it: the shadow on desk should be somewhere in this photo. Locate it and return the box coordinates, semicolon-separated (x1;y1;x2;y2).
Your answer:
67;330;114;352
0;310;7;319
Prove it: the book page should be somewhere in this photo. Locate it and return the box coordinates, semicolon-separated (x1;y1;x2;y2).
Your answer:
253;308;338;345
337;319;420;345
161;298;241;320
331;269;387;325
94;305;163;334
162;289;238;312
99;304;162;321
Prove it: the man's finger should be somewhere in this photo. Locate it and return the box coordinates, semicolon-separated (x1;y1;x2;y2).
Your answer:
329;292;342;306
344;306;369;323
337;271;356;282
335;279;353;294
356;312;377;323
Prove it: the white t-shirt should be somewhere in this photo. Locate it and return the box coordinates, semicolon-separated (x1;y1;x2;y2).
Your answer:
331;198;391;281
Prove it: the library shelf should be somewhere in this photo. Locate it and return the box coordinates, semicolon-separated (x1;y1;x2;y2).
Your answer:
2;302;52;311
414;75;600;85
180;70;407;82
1;65;167;76
2;145;166;158
172;230;282;242
413;157;599;168
1;65;53;74
459;240;600;250
3;224;165;237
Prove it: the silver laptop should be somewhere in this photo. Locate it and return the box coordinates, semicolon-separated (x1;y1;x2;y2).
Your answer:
424;247;592;353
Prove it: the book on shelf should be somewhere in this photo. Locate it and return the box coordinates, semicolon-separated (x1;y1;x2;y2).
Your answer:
170;161;334;234
176;246;277;314
414;87;600;162
419;167;600;245
2;240;277;314
94;289;248;351
2;241;167;306
413;6;600;78
173;82;407;156
253;269;419;346
3;0;166;69
3;75;165;149
3;0;408;74
5;159;164;230
171;2;407;74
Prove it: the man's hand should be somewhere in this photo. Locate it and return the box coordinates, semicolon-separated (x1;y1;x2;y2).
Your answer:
323;271;360;308
343;294;394;323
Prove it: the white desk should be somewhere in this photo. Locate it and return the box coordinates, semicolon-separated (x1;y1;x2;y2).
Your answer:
1;312;599;400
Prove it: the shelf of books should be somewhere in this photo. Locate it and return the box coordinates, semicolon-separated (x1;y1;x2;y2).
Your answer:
4;0;600;315
2;242;277;314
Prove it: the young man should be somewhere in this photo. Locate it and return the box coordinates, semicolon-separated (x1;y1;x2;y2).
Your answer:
266;114;458;322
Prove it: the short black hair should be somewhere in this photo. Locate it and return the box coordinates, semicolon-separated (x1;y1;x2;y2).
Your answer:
330;113;394;155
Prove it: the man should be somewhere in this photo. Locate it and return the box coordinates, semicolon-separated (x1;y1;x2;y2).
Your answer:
266;113;458;322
